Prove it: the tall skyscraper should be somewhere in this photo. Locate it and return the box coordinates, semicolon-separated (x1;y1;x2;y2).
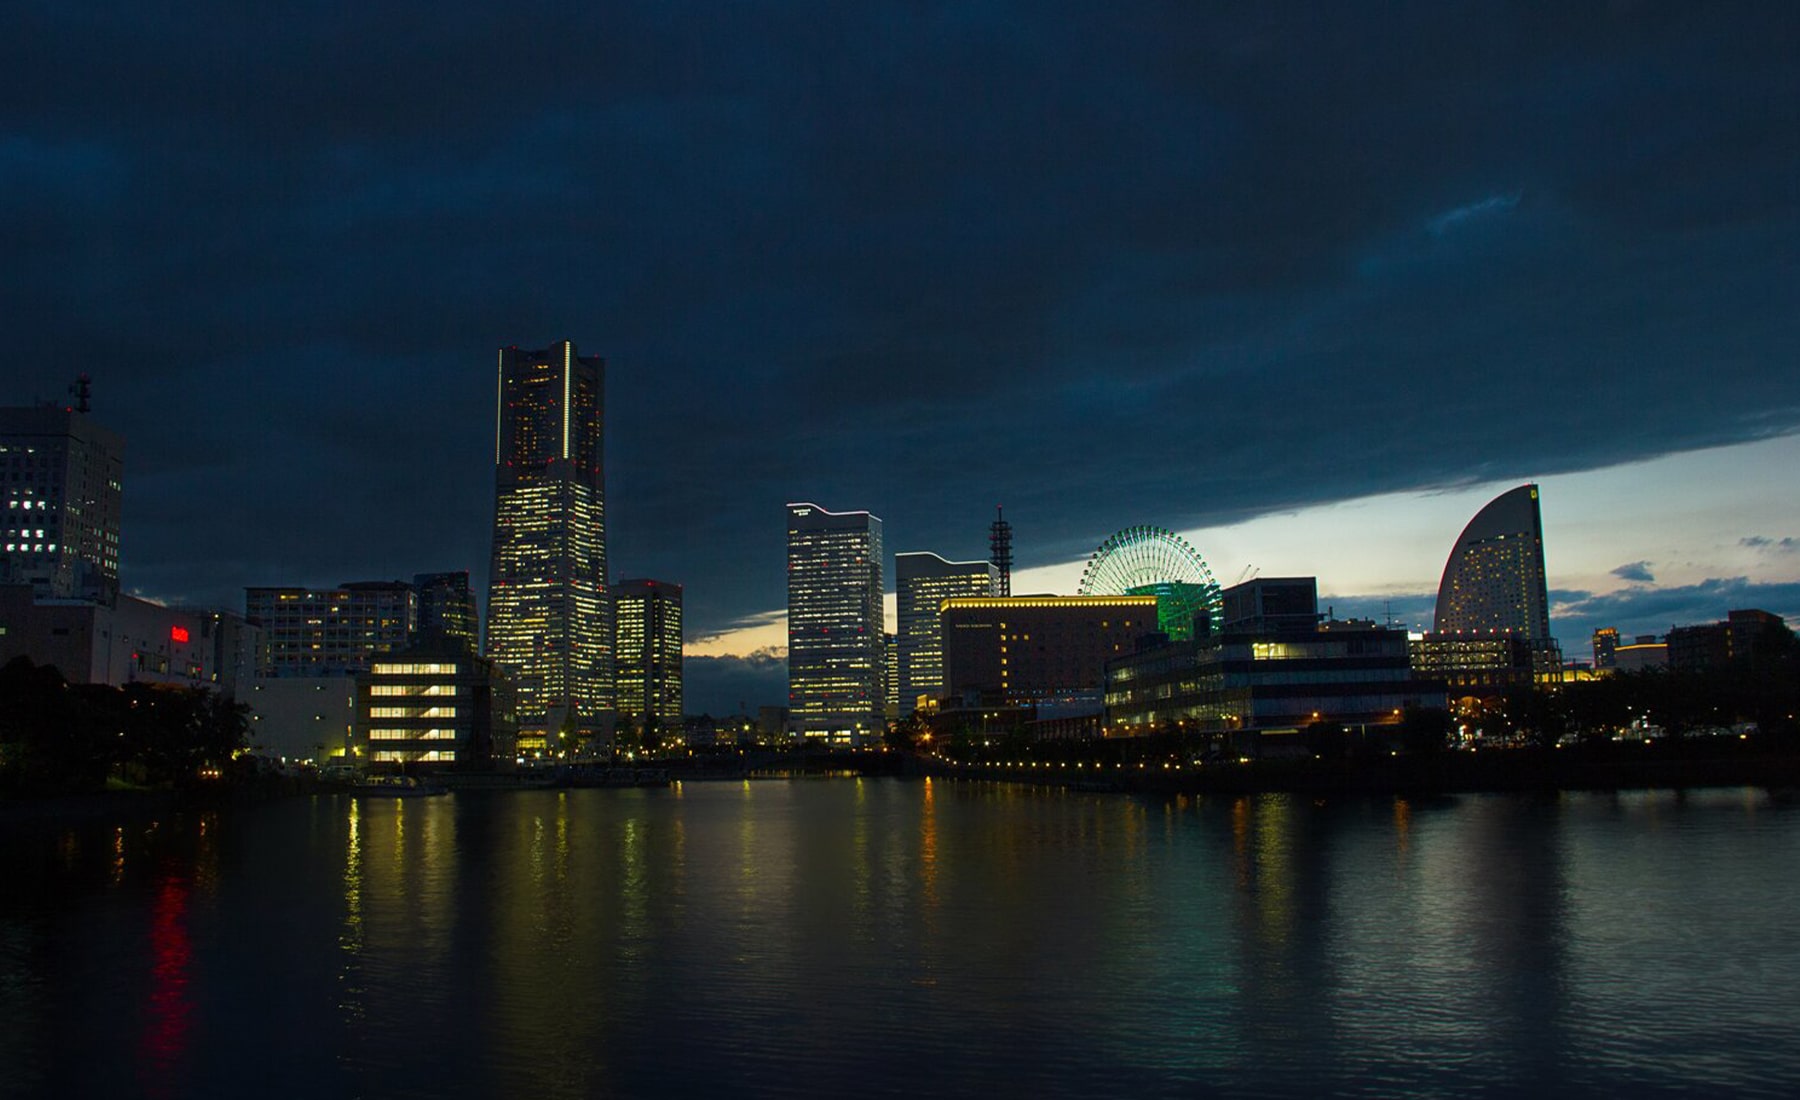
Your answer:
414;571;479;653
895;551;997;715
786;503;884;745
1;396;123;603
486;342;611;750
612;579;683;735
1432;483;1559;675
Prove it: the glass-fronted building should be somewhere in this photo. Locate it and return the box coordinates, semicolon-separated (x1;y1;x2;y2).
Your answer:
786;503;884;745
895;551;996;716
612;579;683;737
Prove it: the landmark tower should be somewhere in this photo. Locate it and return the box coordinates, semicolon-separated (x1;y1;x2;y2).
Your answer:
486;342;611;750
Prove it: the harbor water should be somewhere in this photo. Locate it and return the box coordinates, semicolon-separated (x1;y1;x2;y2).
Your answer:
3;779;1798;1097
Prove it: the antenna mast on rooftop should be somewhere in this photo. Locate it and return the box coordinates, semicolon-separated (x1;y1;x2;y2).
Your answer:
70;374;92;414
988;505;1013;597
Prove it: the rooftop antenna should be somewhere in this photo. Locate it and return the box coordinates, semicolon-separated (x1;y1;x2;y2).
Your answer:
69;374;92;414
1234;563;1259;585
988;505;1013;597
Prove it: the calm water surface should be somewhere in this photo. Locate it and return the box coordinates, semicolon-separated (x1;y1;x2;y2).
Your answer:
3;780;1798;1098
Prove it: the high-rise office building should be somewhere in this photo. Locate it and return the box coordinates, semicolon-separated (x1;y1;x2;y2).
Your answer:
786;502;884;745
414;571;479;653
486;342;611;748
895;551;996;715
1431;483;1560;677
612;579;683;735
1;399;123;603
246;581;418;676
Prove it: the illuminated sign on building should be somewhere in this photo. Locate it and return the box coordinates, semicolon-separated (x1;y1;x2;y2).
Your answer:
170;625;190;644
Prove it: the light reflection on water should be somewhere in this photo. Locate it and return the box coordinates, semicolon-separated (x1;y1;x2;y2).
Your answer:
3;783;1800;1097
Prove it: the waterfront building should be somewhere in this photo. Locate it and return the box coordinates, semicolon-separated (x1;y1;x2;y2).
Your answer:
1407;634;1535;693
1106;579;1443;740
786;503;884;745
414;571;479;653
1432;484;1562;677
612;579;683;737
245;581;417;676
939;594;1157;706
1593;627;1619;672
1219;577;1319;634
1614;635;1668;672
354;645;517;771
0;585;260;696
486;342;611;749
1668;609;1792;672
1;397;123;603
895;551;997;715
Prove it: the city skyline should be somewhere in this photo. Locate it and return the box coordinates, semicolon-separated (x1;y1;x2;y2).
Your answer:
2;6;1796;714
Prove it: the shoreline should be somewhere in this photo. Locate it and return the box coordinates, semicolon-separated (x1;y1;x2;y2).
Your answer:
9;744;1798;821
926;746;1800;797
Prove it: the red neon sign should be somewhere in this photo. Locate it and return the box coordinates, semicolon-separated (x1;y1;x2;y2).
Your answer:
170;626;190;644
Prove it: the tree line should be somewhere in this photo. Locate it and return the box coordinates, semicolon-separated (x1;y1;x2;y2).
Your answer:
0;657;250;794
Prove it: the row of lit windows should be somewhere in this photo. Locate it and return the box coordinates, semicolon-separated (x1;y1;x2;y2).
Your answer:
368;706;459;719
368;729;458;741
371;663;459;675
369;684;458;697
372;750;456;762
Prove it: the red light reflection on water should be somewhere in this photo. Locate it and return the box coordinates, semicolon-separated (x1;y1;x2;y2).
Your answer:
139;874;192;1097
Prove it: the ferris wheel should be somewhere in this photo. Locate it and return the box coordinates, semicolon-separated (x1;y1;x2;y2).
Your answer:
1077;525;1223;638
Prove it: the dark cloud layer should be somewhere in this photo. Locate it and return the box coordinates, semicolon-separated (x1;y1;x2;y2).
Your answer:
4;3;1798;651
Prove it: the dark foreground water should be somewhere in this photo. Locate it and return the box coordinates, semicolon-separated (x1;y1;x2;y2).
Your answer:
4;780;1799;1098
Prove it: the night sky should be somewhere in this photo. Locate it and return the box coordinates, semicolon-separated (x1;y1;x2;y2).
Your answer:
4;4;1796;713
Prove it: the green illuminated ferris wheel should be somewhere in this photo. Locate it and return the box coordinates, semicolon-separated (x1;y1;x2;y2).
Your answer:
1077;525;1224;641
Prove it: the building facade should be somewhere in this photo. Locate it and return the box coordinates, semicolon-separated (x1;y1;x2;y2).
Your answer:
1108;624;1442;736
245;581;418;676
0;586;260;695
1407;634;1536;693
354;647;517;771
244;677;358;764
1614;635;1669;672
786;503;885;745
486;342;612;748
1432;484;1561;677
1592;627;1619;671
1668;609;1792;672
414;571;479;653
612;579;683;736
1107;579;1442;736
894;551;997;715
940;595;1158;704
1;402;123;603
